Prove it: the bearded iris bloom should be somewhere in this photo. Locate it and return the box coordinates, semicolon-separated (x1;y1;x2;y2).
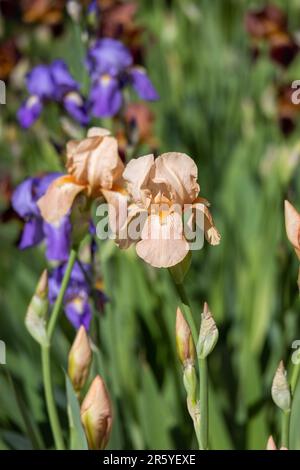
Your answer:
17;60;89;128
115;152;221;268
86;38;159;118
37;127;126;225
48;261;107;330
12;174;71;261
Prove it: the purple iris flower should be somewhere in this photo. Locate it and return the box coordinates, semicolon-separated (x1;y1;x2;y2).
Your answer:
12;174;71;261
48;261;107;330
86;38;159;118
18;60;89;128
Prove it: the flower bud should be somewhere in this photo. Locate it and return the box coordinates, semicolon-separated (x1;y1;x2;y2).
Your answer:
284;200;300;259
25;270;49;346
271;361;291;412
266;435;288;450
81;375;112;450
68;326;92;393
197;302;218;359
176;307;195;366
183;363;197;407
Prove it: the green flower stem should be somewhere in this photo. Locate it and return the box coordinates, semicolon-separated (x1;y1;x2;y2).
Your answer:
281;410;290;448
41;248;77;450
290;362;300;395
47;249;77;341
41;346;65;450
281;354;300;448
199;357;208;450
168;269;208;450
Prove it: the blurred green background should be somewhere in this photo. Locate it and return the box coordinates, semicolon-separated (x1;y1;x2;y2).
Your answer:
1;0;300;450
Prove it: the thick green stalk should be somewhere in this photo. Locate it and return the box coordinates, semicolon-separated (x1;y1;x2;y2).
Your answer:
169;269;208;450
41;346;65;450
290;362;300;395
281;410;290;448
41;248;77;449
199;358;208;449
47;249;77;341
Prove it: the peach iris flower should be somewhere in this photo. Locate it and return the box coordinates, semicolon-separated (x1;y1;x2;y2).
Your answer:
284;199;300;259
38;127;125;224
117;152;221;268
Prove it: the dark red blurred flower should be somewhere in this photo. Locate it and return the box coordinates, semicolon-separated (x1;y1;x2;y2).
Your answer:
269;31;299;68
277;84;300;136
245;4;299;68
0;39;19;81
245;4;286;39
125;102;156;145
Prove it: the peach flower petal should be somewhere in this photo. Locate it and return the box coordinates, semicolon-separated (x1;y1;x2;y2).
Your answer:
284;200;300;253
136;212;189;268
66;130;124;192
123;154;154;205
37;175;85;224
153;152;200;205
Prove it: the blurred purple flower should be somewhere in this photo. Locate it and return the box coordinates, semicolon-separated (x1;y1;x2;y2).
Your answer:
12;174;71;261
48;261;107;330
17;60;89;128
86;38;159;118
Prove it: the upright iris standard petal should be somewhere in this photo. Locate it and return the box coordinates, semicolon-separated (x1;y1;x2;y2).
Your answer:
26;65;55;99
43;216;71;261
130;67;159;101
19;218;44;249
17;95;43;128
86;38;133;78
63;91;90;125
90;75;123;118
50;59;79;99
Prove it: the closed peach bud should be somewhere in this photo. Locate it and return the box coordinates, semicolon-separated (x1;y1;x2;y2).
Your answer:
68;326;92;393
81;375;112;450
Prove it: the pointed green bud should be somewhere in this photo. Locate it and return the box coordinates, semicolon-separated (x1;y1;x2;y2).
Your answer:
176;306;195;366
169;252;192;284
25;270;49;347
183;363;197;405
197;302;218;359
81;375;113;450
68;326;92;393
271;361;291;412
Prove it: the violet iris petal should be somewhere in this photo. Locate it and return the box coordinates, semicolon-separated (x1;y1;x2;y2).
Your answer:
90;75;123;118
19;218;44;249
12;173;71;258
86;38;132;78
65;294;92;330
50;60;79;99
130;67;159;101
12;177;40;218
43;216;71;262
26;65;55;99
48;261;93;330
17;96;43;128
63;92;90;125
